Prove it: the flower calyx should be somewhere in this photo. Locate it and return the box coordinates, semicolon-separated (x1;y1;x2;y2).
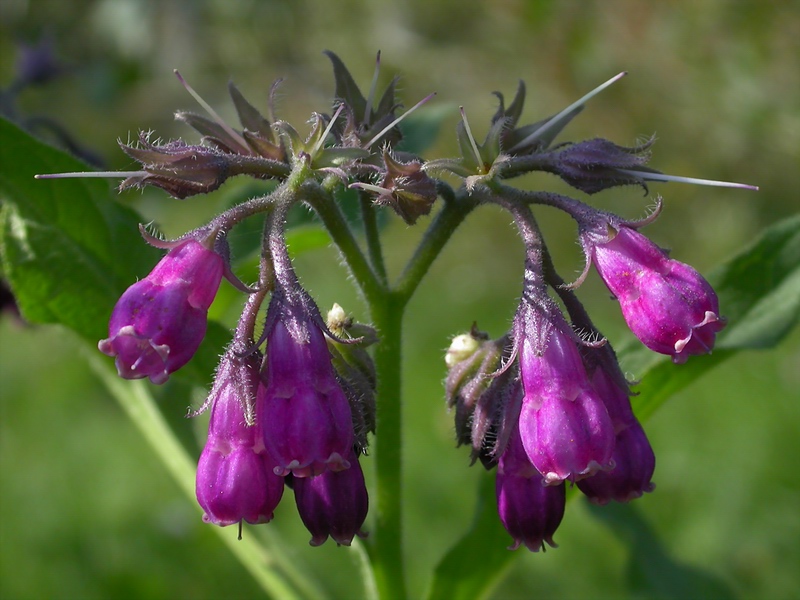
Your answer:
352;149;438;225
325;50;403;149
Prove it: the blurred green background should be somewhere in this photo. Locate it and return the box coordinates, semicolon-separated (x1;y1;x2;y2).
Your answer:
1;1;798;598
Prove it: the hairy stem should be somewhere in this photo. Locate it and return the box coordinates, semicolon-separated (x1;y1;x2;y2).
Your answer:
304;182;385;304
360;190;389;284
395;191;476;303
368;290;407;600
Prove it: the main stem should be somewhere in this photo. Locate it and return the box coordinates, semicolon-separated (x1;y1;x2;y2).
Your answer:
312;184;476;599
369;289;407;600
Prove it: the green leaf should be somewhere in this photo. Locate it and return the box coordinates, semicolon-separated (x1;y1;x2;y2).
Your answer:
0;118;230;387
588;502;736;600
0;117;160;341
620;213;800;420
287;224;334;256
713;213;800;350
397;104;454;156
425;470;518;600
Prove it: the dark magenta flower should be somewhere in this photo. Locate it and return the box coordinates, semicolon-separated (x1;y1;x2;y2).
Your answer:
577;366;655;504
258;310;354;478
292;449;369;546
586;225;725;363
196;353;285;526
98;239;223;384
578;419;655;505
496;425;566;551
515;306;615;484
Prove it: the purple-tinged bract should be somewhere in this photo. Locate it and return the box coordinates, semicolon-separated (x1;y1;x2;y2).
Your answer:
551;137;652;195
293;450;369;546
587;226;725;363
196;355;284;526
98;239;223;384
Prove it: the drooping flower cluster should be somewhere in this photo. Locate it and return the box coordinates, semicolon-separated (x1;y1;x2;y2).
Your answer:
447;303;656;550
189;261;374;544
82;52;751;554
444;188;721;548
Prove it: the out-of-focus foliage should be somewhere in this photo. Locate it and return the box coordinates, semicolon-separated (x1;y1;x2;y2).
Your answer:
1;2;798;599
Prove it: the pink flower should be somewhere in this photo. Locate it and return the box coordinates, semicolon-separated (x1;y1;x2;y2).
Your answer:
587;226;725;363
99;239;223;384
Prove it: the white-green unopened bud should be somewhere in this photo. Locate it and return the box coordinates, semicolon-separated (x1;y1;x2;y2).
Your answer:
326;303;349;336
446;333;481;368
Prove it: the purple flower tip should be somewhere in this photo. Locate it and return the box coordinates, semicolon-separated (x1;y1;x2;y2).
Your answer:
293;451;369;546
99;240;223;384
577;419;656;505
496;428;566;551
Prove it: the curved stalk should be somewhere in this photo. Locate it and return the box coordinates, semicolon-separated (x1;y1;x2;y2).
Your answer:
395;192;477;304
89;357;326;600
304;183;385;304
359;190;389;284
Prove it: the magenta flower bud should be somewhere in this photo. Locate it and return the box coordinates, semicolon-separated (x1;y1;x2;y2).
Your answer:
577;419;655;505
496;428;566;552
550;137;652;195
516;315;615;484
258;317;354;477
577;366;655;504
293;450;368;546
196;356;285;526
98;239;224;384
588;226;725;363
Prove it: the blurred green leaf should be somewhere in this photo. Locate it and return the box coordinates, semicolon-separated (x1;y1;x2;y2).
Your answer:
713;213;800;350
0;117;159;341
397;104;454;155
287;224;335;256
425;470;517;600
0;119;230;387
621;213;800;420
588;502;736;600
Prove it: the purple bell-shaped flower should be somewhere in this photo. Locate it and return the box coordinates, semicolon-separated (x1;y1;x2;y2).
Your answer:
496;423;566;551
514;302;615;485
585;225;725;363
99;238;223;384
258;300;355;478
196;352;285;526
292;449;369;546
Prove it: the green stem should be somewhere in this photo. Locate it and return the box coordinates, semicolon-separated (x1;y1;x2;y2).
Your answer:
395;193;476;303
89;356;326;600
359;190;389;284
368;290;407;600
304;183;385;304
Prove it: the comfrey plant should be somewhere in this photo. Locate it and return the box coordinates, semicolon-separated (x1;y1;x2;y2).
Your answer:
34;52;761;598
